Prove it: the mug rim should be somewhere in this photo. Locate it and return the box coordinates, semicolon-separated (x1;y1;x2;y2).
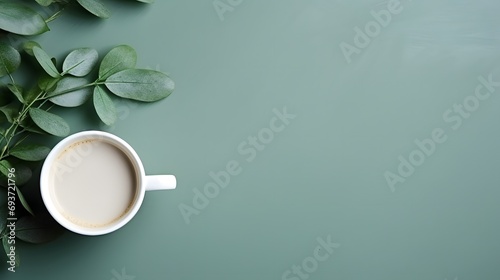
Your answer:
40;130;146;236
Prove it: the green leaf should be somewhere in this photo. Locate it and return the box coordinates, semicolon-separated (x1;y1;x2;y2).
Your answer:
99;45;137;80
93;86;117;125
0;102;20;123
6;161;32;186
10;144;50;161
32;46;60;78
62;48;98;77
28;108;70;137
0;165;7;188
0;159;13;177
22;41;41;56
6;84;25;104
15;214;64;244
16;165;32;186
105;69;175;102
38;74;60;92
19;117;48;135
35;0;54;6
0;43;21;77
0;1;49;35
23;86;41;104
136;0;154;3
76;0;111;19
48;77;93;107
16;187;34;216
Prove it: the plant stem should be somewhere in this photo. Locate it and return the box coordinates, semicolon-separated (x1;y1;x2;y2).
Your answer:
41;81;102;99
0;91;45;160
7;73;16;85
1;123;20;160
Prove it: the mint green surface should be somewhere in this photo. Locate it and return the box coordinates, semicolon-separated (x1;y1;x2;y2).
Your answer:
3;0;500;279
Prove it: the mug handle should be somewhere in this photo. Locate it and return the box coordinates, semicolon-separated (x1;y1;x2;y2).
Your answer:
145;175;177;191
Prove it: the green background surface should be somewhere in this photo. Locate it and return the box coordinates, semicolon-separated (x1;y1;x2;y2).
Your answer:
2;0;500;279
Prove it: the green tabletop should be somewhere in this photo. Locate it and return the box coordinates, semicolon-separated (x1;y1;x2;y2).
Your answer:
2;0;500;279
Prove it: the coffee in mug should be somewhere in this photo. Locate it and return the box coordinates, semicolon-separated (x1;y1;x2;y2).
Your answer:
40;131;176;236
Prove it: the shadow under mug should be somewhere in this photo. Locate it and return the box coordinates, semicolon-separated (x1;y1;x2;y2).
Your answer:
40;130;176;236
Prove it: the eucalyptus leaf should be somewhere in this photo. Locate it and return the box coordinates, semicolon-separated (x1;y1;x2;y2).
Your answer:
38;74;60;92
0;43;21;77
19;117;48;135
105;69;175;102
23;86;41;104
28;108;70;137
93;86;117;125
99;45;137;80
35;0;54;6
0;159;13;177
48;77;93;107
32;46;60;78
16;214;64;244
16;187;35;216
22;41;42;57
62;48;99;77
0;102;20;123
7;161;32;186
6;84;25;104
0;1;49;35
76;0;111;19
10;144;50;161
136;0;154;2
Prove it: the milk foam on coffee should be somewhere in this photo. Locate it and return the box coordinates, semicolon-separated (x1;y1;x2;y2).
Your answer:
49;140;137;228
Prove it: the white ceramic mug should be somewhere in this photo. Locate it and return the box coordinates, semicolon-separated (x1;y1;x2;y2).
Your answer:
40;130;176;236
